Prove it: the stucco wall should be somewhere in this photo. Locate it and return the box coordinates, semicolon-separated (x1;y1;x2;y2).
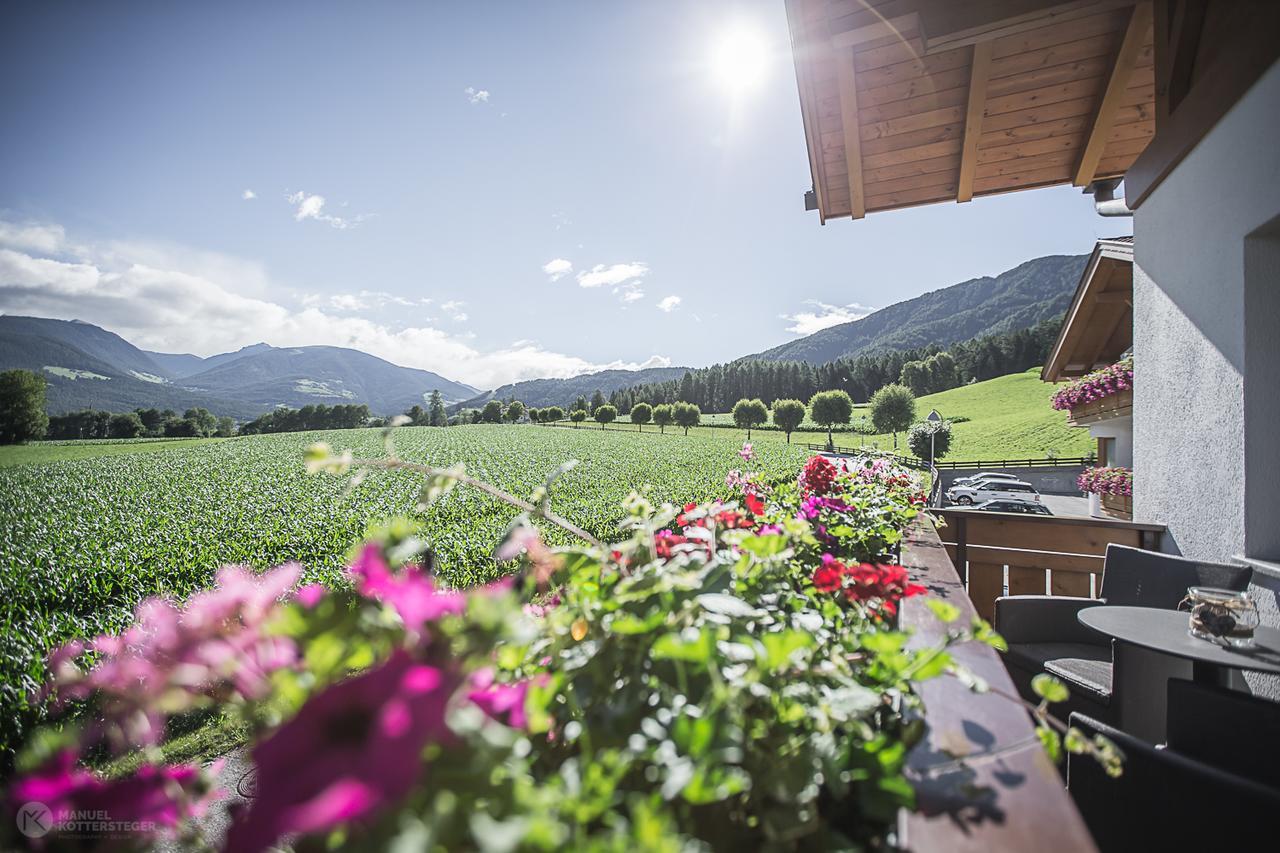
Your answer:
1133;60;1280;698
1133;60;1280;561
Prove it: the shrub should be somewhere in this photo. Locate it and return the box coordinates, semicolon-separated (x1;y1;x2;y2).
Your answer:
808;390;853;449
907;419;952;462
869;384;916;450
652;404;674;434
673;401;701;435
770;399;806;444
629;402;652;431
730;398;768;439
593;404;617;429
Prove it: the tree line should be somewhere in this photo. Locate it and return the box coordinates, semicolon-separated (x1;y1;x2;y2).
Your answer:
603;317;1060;413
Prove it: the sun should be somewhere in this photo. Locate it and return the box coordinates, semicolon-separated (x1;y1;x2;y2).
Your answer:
711;25;771;94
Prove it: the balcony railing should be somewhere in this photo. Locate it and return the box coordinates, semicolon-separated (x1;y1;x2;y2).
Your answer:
934;508;1165;621
899;520;1097;851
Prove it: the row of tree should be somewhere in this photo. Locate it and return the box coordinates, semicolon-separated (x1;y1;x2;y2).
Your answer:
240;403;373;435
601;317;1061;414
45;406;235;440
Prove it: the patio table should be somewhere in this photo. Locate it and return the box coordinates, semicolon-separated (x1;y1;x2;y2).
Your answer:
1079;605;1280;687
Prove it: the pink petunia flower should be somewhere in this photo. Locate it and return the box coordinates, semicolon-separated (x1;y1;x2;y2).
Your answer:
348;544;465;629
225;650;456;852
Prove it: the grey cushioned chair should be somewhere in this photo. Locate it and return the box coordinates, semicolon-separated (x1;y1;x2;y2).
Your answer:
1067;712;1280;852
995;544;1250;741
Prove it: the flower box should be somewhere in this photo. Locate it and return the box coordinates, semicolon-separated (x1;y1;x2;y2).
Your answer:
1067;387;1132;426
1101;492;1132;520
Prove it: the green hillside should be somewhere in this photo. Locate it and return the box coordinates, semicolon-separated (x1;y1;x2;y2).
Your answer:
694;369;1091;460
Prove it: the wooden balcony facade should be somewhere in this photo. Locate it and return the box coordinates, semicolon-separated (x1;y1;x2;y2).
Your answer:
1066;387;1133;426
933;507;1162;622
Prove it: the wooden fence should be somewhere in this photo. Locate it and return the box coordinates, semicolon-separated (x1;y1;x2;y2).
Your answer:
934;508;1164;621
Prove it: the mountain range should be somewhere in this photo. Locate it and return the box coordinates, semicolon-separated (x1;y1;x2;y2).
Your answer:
743;254;1086;364
0;251;1085;418
0;316;476;417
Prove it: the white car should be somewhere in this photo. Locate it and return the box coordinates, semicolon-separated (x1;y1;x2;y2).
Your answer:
952;472;1023;488
947;479;1041;506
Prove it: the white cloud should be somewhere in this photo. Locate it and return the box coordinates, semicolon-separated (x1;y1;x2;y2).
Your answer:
0;221;66;255
576;261;648;289
464;86;490;104
440;300;468;322
285;190;370;230
781;301;875;335
657;295;682;312
618;287;645;304
542;257;572;282
242;189;256;200
0;219;669;389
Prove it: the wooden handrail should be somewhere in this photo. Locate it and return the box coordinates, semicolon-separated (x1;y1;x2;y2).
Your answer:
934;508;1165;620
899;521;1098;851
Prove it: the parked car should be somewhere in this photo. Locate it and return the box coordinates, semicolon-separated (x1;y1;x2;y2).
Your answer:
952;472;1023;488
947;479;1041;505
973;499;1053;515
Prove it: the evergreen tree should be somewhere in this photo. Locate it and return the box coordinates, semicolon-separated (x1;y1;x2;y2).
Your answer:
427;391;447;426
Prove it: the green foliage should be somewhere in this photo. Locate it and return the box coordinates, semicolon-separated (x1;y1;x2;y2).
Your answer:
0;425;807;761
652;404;674;434
630;402;652;431
481;400;505;423
108;412;144;439
907;420;952;461
544;406;565;423
729;398;767;439
593;404;617;428
673;402;700;436
808;390;853;448
241;403;370;435
770;399;805;443
428;390;448;427
0;369;49;444
505;401;526;423
869;384;916;449
569;409;586;425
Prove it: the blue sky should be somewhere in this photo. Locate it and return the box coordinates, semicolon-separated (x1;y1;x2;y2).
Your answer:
0;0;1129;389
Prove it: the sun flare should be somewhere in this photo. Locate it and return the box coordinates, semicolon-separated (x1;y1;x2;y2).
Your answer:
711;25;771;94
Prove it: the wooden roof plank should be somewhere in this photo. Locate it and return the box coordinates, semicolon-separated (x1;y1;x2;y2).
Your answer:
835;46;867;218
1074;1;1152;186
958;41;995;202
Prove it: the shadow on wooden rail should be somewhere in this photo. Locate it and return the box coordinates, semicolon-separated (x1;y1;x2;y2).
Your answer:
934;508;1165;621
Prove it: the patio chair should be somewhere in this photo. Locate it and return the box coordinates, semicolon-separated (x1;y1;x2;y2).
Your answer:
1165;678;1280;788
994;544;1250;740
1066;712;1280;852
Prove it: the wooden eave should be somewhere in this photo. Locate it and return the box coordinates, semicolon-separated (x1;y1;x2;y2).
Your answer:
1041;237;1133;383
786;0;1156;220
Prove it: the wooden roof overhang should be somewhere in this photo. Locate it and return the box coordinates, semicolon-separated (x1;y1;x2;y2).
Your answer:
786;0;1157;221
1041;236;1133;382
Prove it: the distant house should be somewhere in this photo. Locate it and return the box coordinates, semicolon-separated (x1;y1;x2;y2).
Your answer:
1042;236;1134;518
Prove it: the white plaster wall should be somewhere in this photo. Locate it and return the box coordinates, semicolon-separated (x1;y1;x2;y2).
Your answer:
1133;60;1280;562
1088;415;1132;467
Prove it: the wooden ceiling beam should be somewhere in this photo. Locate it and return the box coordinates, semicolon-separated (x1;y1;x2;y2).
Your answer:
1073;0;1152;186
835;47;867;218
917;0;1136;53
957;41;995;203
830;13;920;50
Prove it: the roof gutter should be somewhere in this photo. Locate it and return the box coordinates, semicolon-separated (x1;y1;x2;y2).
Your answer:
1086;178;1133;217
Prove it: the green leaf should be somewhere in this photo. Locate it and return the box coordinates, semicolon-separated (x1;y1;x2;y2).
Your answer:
652;630;715;663
761;630;815;670
1031;673;1070;704
1063;726;1087;754
608;610;666;635
737;534;789;558
925;599;960;624
695;593;763;619
1036;725;1062;763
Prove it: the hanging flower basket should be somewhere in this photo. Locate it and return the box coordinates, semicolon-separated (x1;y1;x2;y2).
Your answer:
1079;466;1132;519
1052;358;1133;425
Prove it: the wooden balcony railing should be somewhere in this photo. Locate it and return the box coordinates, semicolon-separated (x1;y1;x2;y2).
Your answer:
899;520;1097;851
934;508;1165;621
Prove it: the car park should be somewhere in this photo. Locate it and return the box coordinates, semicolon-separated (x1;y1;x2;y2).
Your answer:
951;472;1023;488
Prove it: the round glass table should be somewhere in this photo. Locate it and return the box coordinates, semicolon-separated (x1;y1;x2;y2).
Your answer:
1079;605;1280;686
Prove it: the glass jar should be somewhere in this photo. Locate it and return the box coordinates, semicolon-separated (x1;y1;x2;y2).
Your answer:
1185;587;1260;647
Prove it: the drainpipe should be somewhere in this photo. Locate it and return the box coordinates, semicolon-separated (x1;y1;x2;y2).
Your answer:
1086;178;1133;217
